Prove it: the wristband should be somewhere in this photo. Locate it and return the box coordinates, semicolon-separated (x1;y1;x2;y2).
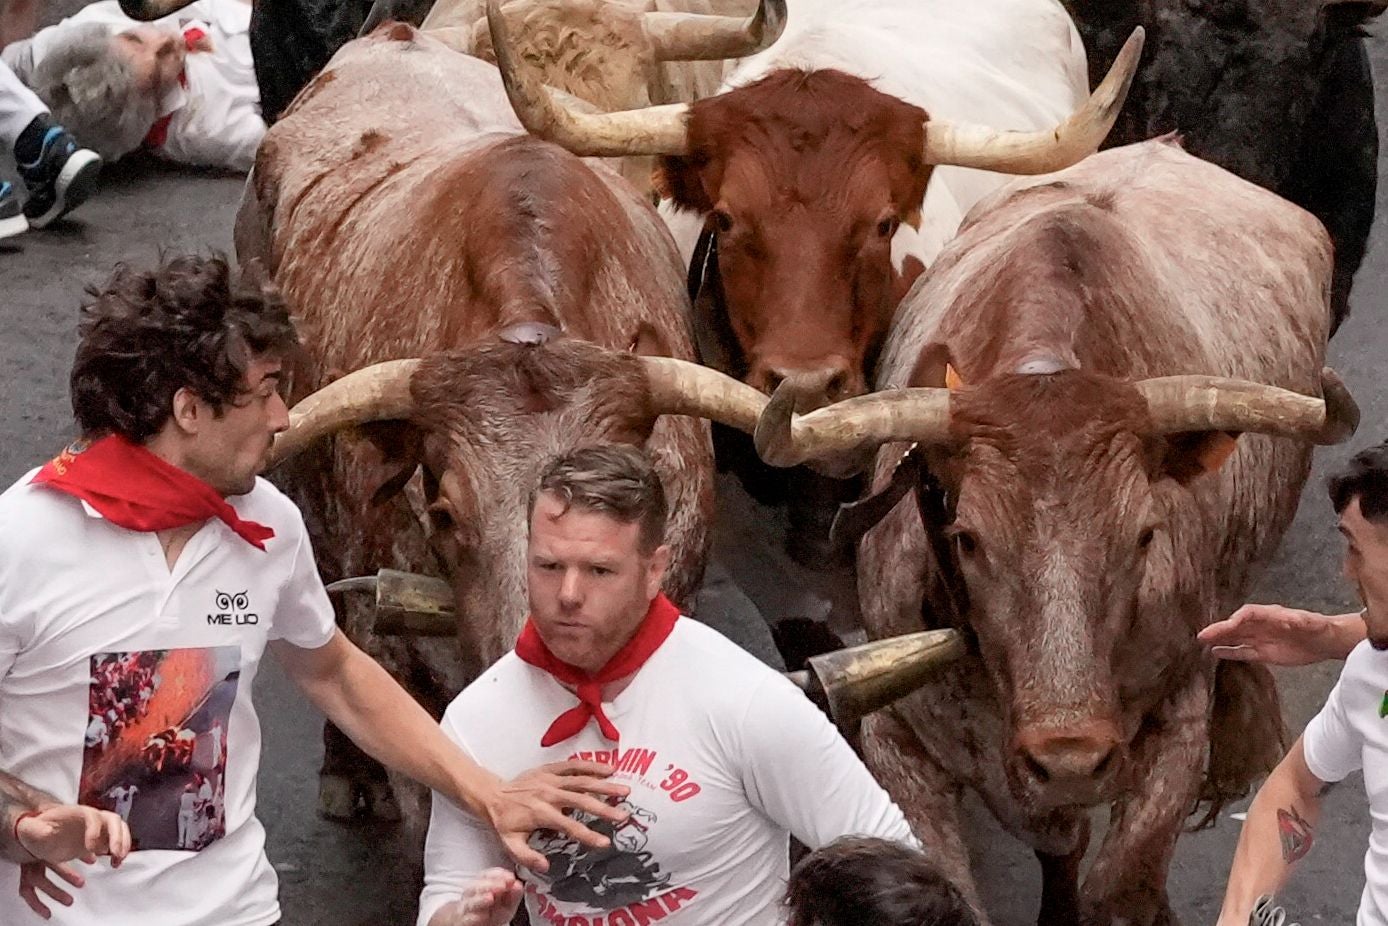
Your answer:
12;810;39;852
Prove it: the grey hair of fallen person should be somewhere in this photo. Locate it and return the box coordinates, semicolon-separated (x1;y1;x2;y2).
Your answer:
26;23;158;161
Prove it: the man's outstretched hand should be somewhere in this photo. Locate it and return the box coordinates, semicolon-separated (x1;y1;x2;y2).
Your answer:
482;760;630;873
1199;604;1362;666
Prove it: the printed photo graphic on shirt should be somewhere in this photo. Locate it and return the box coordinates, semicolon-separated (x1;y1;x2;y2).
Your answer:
79;646;238;852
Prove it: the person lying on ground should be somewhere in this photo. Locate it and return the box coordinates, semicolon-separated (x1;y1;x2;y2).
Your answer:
1;0;264;171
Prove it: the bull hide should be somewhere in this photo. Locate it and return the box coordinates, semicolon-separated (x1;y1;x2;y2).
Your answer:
858;138;1333;925
1062;0;1383;332
240;25;728;828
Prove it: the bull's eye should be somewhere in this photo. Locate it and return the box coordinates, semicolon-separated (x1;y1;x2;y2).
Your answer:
712;209;734;235
1137;527;1156;553
952;530;979;559
876;217;899;239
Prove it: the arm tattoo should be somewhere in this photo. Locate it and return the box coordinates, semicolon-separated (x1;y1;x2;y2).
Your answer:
1277;806;1314;864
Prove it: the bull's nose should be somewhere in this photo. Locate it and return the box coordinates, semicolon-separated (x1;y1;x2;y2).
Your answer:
1015;721;1121;786
753;362;856;406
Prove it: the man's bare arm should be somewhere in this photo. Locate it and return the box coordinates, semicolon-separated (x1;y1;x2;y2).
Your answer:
1216;737;1327;926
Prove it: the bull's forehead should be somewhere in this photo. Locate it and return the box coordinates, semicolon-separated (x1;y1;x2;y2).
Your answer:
949;373;1153;524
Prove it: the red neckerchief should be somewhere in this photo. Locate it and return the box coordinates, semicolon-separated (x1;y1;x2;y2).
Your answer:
30;435;274;551
143;25;206;149
515;594;681;747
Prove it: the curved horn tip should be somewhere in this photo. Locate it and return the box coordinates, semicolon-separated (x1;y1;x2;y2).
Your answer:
326;576;381;595
1317;367;1361;445
753;377;805;469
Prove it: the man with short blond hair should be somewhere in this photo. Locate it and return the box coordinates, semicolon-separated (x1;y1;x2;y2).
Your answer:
420;444;919;926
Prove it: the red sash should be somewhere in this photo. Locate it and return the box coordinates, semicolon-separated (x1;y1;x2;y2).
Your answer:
31;435;274;550
516;594;680;747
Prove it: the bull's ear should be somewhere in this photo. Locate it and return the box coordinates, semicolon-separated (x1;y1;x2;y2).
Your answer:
1154;431;1240;486
653;156;716;213
907;341;956;389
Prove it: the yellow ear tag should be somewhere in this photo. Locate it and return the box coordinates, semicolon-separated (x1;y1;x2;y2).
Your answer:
945;364;965;391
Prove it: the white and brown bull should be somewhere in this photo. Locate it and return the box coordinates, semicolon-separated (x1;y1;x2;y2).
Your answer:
235;23;771;823
752;138;1360;925
494;0;1144;406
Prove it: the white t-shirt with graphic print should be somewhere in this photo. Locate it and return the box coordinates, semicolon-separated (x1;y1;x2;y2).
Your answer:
418;618;919;926
1303;640;1388;926
0;469;336;926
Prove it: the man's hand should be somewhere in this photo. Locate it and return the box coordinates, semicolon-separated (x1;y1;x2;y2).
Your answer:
482;761;630;872
431;869;524;926
16;805;131;867
1199;604;1362;666
18;861;83;920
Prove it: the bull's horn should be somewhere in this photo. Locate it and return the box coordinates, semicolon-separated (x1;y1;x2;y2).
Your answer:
268;359;420;468
1318;367;1361;445
1135;374;1355;445
487;0;691;156
646;0;786;62
754;386;954;468
923;26;1145;174
795;629;967;731
639;356;768;434
117;0;195;20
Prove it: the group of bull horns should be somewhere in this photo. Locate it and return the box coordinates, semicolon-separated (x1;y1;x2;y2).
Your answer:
269;351;1359;474
753;368;1361;468
486;0;1146;176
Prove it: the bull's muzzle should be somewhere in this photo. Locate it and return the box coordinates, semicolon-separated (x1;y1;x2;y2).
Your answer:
1012;718;1123;808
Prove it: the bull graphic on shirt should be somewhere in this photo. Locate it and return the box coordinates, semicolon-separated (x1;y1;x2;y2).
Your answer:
528;798;671;908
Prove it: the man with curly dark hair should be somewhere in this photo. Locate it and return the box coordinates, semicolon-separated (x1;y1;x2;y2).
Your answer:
0;255;627;926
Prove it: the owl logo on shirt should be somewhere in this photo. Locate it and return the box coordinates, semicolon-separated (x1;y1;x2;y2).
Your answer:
208;591;257;626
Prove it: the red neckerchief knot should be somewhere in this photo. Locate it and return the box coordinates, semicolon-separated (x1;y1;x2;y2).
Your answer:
31;434;275;551
515;594;681;748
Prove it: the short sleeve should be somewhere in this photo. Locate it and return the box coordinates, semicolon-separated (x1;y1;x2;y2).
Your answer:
269;522;336;649
1303;672;1362;784
417;711;512;926
734;675;918;851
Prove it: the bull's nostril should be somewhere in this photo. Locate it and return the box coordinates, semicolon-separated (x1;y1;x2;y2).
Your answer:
825;370;849;400
1022;753;1051;785
1092;748;1117;779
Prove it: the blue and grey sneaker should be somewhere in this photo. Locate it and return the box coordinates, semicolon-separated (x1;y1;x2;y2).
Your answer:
1251;895;1299;926
0;182;27;240
17;126;102;229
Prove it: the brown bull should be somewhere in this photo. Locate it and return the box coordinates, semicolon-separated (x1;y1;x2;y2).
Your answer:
237;24;765;823
753;138;1359;925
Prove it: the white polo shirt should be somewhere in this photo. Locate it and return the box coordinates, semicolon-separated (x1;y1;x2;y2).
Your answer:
418;618;919;926
0;469;336;926
1303;640;1388;926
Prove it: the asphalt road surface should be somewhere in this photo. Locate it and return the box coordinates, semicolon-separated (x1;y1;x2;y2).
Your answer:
3;26;1388;926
